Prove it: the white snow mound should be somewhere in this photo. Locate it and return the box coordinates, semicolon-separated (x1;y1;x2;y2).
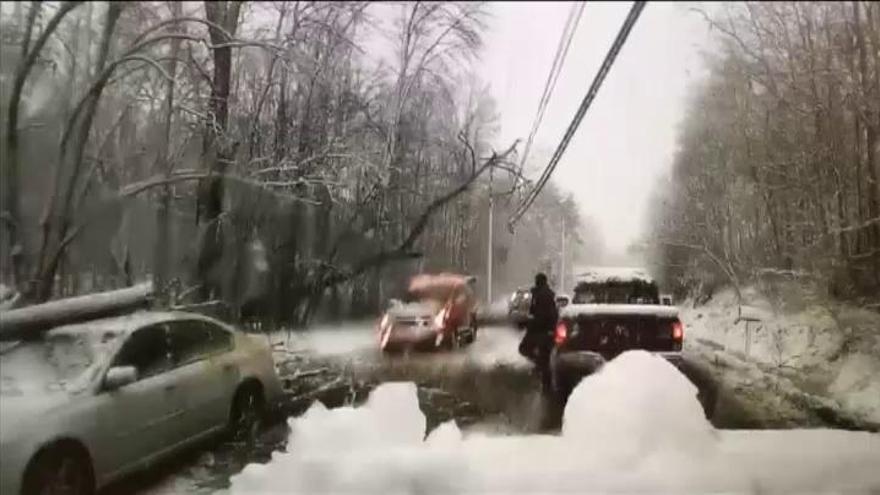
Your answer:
228;351;880;494
829;353;880;424
563;351;716;458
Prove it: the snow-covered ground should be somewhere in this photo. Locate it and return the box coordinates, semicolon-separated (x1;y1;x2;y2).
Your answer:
277;322;531;371
681;286;880;426
226;351;880;494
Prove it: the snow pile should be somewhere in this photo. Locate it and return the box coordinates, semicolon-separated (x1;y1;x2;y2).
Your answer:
563;351;716;460
227;382;465;494
682;287;880;424
829;353;880;424
228;351;880;494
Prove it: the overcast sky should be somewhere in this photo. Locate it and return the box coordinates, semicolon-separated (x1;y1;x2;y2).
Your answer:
479;1;716;254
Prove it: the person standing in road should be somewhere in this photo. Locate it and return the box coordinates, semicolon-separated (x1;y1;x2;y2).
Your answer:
519;272;558;389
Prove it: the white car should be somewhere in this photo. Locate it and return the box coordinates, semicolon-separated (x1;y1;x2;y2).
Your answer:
0;311;283;495
555;294;571;309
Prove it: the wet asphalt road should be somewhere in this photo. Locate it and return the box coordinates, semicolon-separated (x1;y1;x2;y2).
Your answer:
114;322;856;495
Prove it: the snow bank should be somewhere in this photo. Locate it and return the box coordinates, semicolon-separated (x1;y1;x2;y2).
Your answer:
228;351;880;494
682;287;880;425
829;353;880;424
682;289;845;369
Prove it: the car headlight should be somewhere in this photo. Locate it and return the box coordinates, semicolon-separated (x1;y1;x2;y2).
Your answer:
434;307;449;329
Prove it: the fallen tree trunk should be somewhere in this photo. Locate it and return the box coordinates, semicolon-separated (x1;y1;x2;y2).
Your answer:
170;299;233;322
0;282;153;340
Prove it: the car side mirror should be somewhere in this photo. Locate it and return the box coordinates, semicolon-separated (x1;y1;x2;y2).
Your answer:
104;366;137;390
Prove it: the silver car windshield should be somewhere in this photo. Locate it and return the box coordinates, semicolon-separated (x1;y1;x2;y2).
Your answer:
0;331;118;395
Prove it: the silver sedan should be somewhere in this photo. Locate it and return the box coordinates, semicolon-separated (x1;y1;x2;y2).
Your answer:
0;311;283;495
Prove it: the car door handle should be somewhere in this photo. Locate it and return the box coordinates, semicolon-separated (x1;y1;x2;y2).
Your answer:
164;384;177;391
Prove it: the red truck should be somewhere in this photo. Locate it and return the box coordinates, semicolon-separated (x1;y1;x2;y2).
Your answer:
377;274;479;353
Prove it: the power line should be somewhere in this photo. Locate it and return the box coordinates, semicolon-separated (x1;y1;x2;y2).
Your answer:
515;1;646;226
512;0;645;228
509;1;647;230
518;2;585;172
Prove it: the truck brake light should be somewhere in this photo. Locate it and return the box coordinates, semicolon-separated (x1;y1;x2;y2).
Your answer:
554;321;568;345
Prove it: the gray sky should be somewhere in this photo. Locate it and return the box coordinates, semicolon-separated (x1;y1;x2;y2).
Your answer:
480;1;715;254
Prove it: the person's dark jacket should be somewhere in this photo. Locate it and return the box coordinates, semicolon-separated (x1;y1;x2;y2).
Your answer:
529;283;558;331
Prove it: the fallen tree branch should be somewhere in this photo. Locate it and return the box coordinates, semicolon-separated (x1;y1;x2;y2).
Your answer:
318;140;520;289
830;216;880;234
284;377;346;402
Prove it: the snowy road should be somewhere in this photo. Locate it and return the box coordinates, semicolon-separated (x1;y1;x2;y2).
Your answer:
111;322;877;494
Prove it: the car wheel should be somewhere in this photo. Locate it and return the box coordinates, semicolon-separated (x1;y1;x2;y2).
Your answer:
459;325;476;347
23;444;94;495
229;384;265;442
437;332;455;351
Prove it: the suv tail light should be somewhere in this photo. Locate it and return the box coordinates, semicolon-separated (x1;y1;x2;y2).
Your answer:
554;321;568;345
672;319;684;341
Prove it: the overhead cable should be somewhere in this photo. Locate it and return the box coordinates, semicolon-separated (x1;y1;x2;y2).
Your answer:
518;2;586;172
509;1;647;229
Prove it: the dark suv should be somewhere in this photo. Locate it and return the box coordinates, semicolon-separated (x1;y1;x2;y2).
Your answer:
549;268;684;399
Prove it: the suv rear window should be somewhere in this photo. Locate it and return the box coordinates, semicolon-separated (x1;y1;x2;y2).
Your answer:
573;281;659;305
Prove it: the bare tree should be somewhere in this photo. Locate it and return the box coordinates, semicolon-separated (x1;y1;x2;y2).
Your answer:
2;1;83;287
650;1;880;302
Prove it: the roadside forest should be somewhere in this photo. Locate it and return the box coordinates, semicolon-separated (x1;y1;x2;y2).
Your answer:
0;1;585;325
648;1;880;306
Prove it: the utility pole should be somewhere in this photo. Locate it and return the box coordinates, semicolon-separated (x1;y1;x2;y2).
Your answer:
560;218;566;293
486;167;494;303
